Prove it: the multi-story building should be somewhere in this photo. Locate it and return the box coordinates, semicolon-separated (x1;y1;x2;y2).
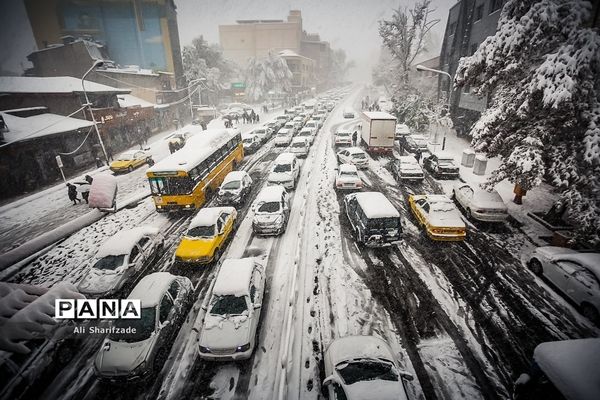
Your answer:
23;0;184;86
438;0;504;135
279;50;316;91
301;33;332;90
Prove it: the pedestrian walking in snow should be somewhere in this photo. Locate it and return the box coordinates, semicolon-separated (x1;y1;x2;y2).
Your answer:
234;114;239;125
67;183;81;205
256;113;260;123
352;131;358;146
415;150;422;164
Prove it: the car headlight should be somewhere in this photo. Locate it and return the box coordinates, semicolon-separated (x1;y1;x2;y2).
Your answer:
199;345;211;353
274;215;284;225
236;343;250;352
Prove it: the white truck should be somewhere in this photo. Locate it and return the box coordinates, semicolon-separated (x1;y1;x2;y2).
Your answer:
360;111;396;154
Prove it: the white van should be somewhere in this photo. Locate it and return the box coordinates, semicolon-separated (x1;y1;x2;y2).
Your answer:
267;153;300;190
290;137;309;158
198;258;265;361
252;185;291;235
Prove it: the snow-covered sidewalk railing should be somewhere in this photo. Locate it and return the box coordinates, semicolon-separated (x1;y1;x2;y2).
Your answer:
0;190;150;272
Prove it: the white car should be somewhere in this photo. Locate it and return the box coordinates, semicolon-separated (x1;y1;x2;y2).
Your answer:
77;226;163;297
274;128;293;147
390;156;424;181
337;147;368;169
335;164;363;190
217;170;253;206
292;116;304;130
252;185;291;236
343;108;355;119
267;152;300;190
527;247;600;323
242;133;261;154
296;127;315;144
198;258;265;360
323;336;413;400
94;272;193;381
290;137;310;157
305;120;320;131
251;127;272;143
334;130;353;146
452;183;508;222
283;122;297;134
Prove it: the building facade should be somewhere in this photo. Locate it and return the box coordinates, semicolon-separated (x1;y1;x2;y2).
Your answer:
438;0;504;135
279;50;316;91
23;0;184;86
300;33;332;90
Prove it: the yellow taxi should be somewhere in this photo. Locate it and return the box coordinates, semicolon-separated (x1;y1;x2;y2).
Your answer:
174;207;237;265
110;150;153;174
408;194;466;241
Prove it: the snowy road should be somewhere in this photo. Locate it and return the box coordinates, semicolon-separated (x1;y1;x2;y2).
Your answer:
4;88;598;400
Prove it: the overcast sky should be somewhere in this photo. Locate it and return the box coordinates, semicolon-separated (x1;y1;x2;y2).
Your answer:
1;0;457;80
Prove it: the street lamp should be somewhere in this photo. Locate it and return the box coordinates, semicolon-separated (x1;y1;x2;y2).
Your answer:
188;78;206;122
82;59;109;165
415;64;453;151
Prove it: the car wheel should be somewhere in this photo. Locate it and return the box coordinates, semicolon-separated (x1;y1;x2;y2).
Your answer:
528;258;543;276
128;165;133;173
581;304;600;324
466;208;472;220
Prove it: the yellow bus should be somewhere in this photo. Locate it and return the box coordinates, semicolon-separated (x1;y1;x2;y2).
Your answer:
147;129;244;212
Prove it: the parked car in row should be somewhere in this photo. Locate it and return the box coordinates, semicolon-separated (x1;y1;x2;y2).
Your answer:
252;185;291;236
110;150;154;174
335;164;363;191
390;156;424;182
527;247;600;323
267;153;300;190
423;152;459;179
274;128;293;147
251;127;273;143
198;258;265;361
334;129;353;146
78;226;163;297
94;272;193;382
217;170;253;207
409;194;466;241
290;137;310;158
337;147;369;169
452;183;508;222
174;207;237;266
242;133;261;154
344;191;402;247
297;127;315;144
323;335;413;400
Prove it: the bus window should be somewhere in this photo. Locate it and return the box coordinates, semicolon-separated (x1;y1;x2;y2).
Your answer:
149;178;165;195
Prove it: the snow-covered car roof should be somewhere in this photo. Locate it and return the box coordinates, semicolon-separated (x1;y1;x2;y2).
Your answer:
537;247;600;278
189;207;236;229
96;226;159;258
346;147;366;155
351;192;400;219
277;128;291;134
129;272;179;307
242;133;257;140
339;163;358;173
212;258;255;296
222;170;249;184
432;151;455;160
274;152;296;163
298;128;313;134
398;156;419;164
292;137;308;144
534;338;600;400
148;129;238;173
327;335;395;365
255;186;286;203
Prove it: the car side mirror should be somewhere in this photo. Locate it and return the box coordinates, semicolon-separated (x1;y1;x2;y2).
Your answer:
399;370;414;381
254;303;261;309
322;375;336;387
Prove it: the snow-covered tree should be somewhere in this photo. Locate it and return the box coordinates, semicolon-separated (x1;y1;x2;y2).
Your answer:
455;0;600;244
244;52;293;101
378;0;439;89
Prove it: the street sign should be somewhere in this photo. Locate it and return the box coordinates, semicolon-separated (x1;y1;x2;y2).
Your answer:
231;82;246;89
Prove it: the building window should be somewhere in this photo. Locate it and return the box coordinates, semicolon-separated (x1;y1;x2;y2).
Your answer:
489;0;502;14
449;22;457;36
474;5;484;21
470;43;478;55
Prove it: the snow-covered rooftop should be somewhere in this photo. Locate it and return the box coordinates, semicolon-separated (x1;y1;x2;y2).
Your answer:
212;258;255;296
188;207;235;230
0;76;130;95
129;272;177;307
117;94;156;109
96;226;159;258
255;185;286;203
1;111;94;144
148;129;238;173
362;111;396;120
353;192;400;219
535;339;600;400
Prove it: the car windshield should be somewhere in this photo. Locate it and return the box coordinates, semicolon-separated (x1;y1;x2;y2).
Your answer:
257;201;281;213
243;138;254;144
352;152;367;159
222;181;241;190
340;171;358;178
336;359;399;385
368;217;399;229
93;255;126;270
210;295;248;315
187;224;216;238
292;142;306;148
109;307;156;342
273;163;291;172
337;132;350;136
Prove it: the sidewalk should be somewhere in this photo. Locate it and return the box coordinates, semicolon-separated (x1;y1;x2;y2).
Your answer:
428;125;557;246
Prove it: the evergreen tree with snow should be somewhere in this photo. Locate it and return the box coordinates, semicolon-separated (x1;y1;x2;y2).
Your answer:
455;0;600;244
244;52;293;101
